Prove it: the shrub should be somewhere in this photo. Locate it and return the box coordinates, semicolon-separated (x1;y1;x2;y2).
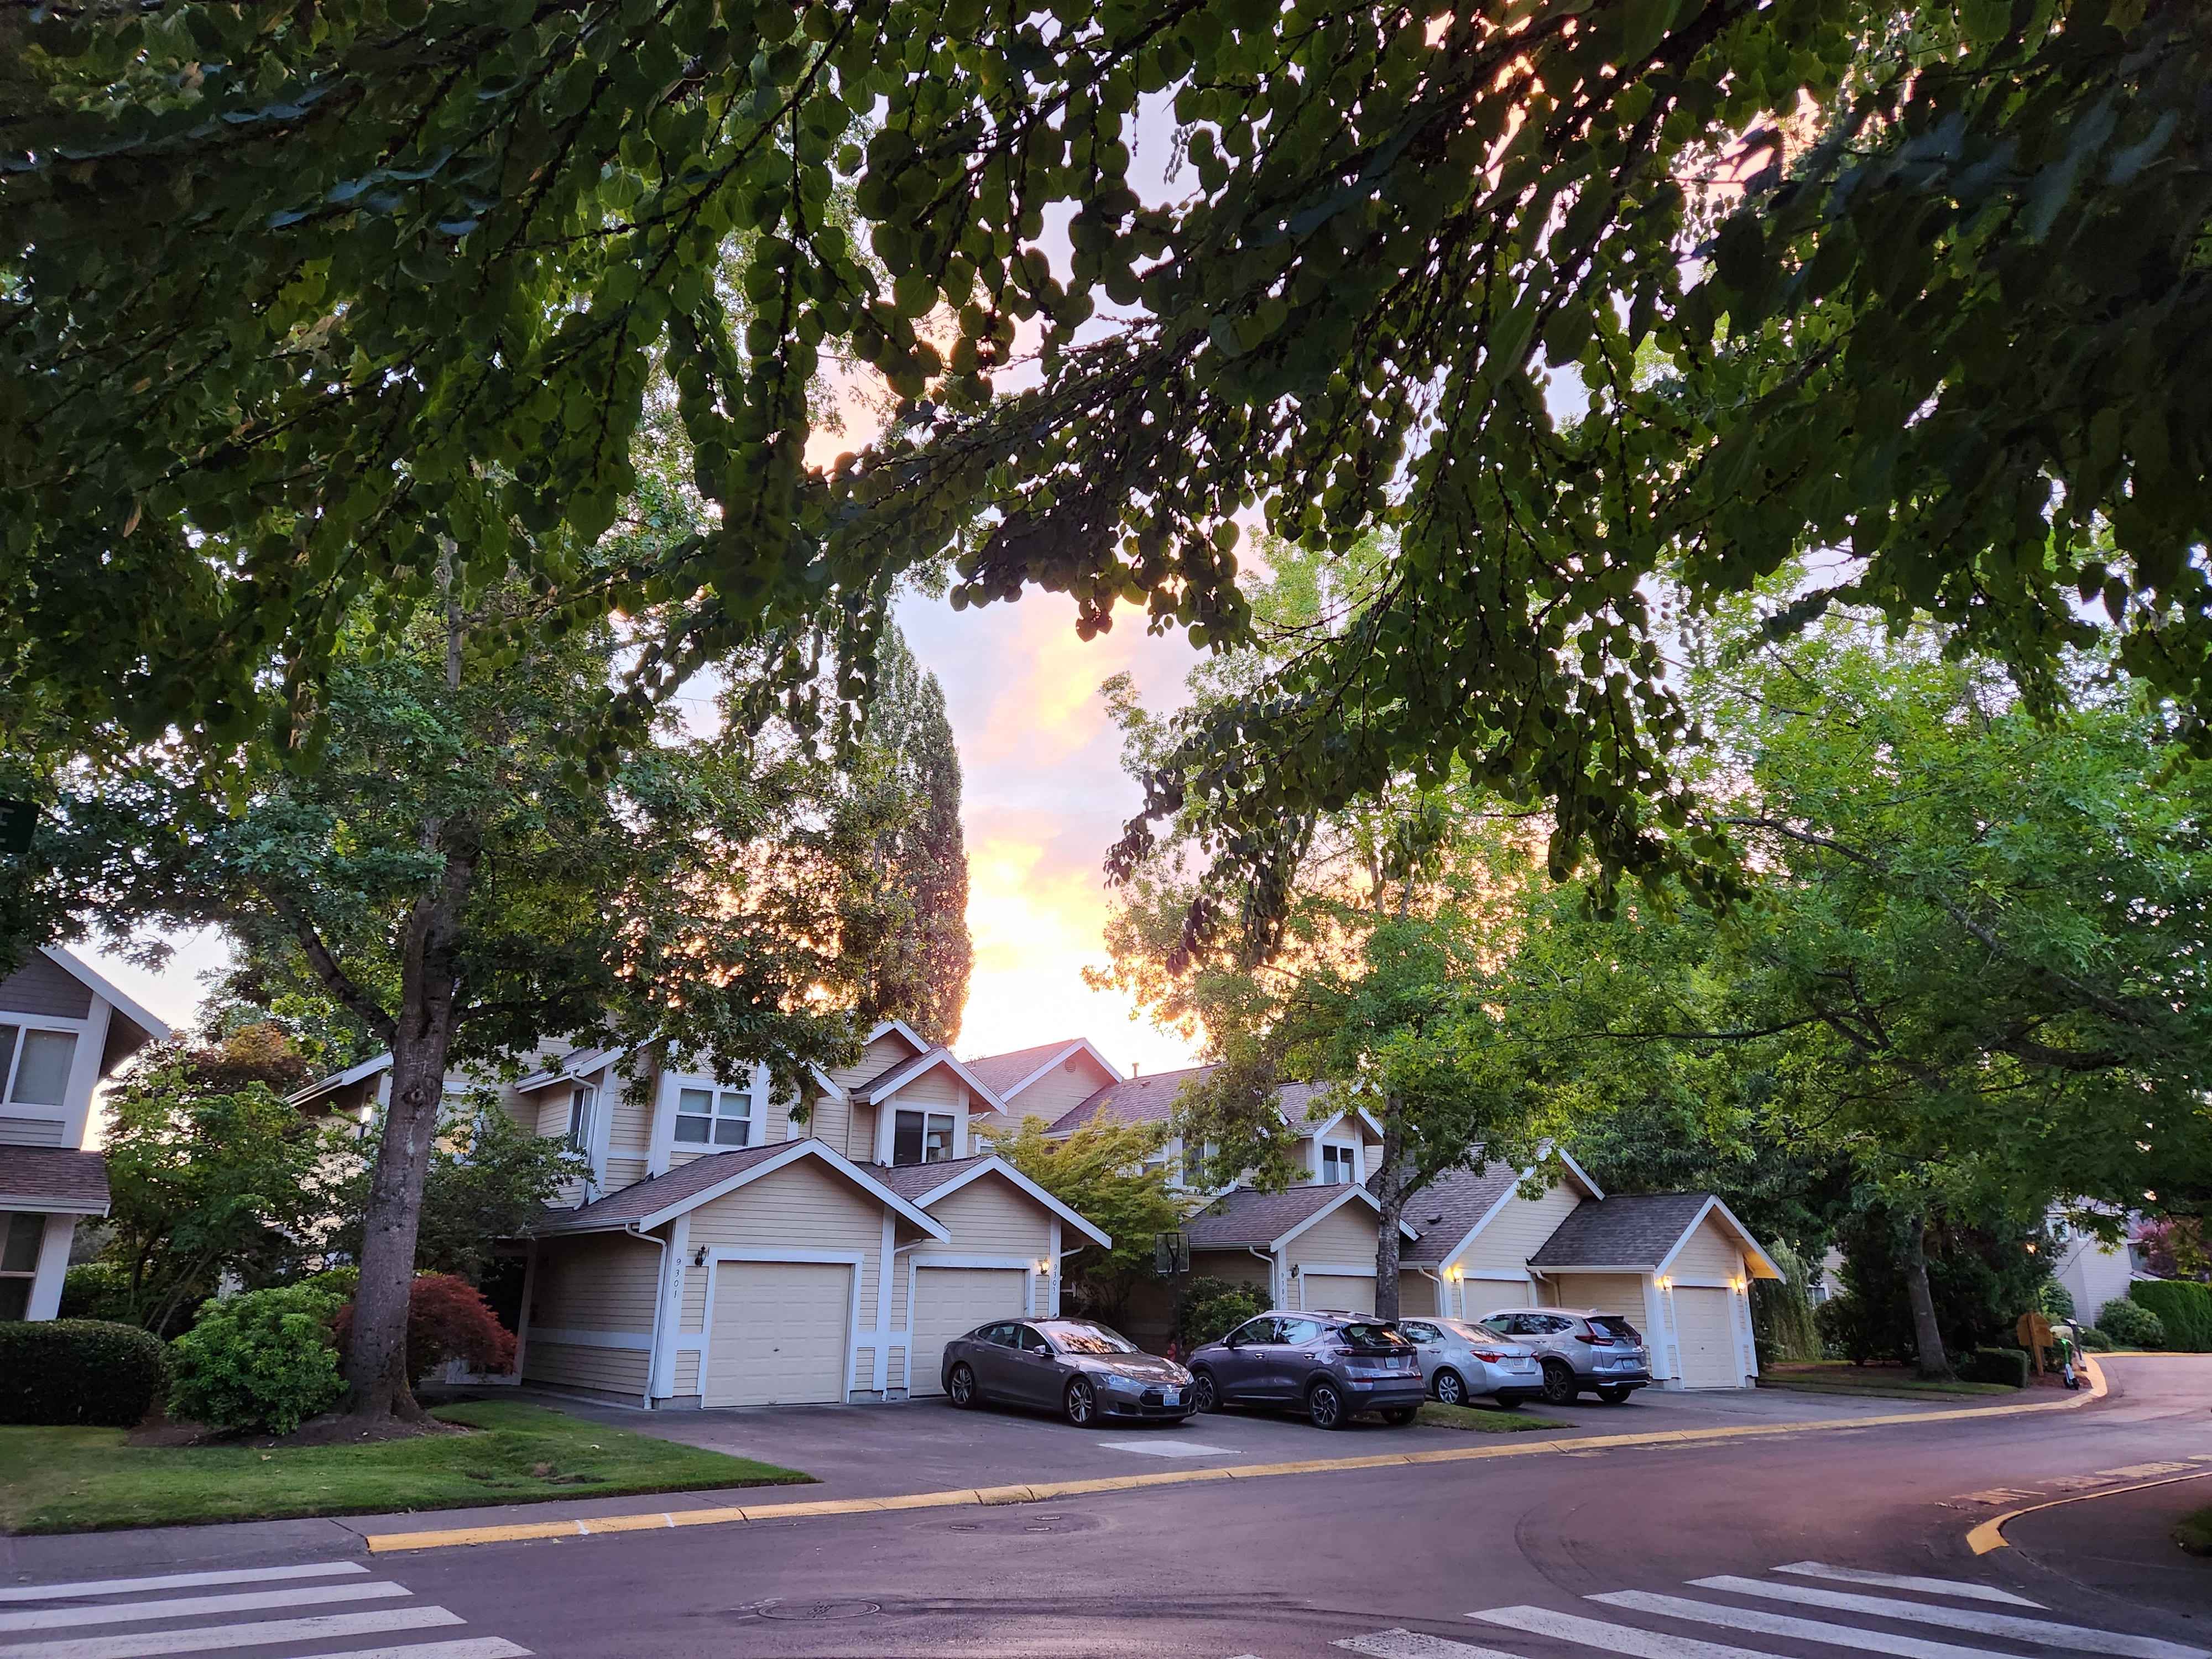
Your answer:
2036;1280;2075;1320
1959;1347;2030;1387
333;1272;515;1381
2131;1281;2212;1352
1814;1295;1903;1364
2073;1325;2112;1352
1173;1276;1269;1352
0;1319;169;1426
168;1285;346;1434
58;1261;135;1323
2096;1297;2166;1350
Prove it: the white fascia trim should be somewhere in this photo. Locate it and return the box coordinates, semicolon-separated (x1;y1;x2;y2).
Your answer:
286;1050;393;1107
902;1156;1113;1249
630;1139;951;1240
1651;1195;1784;1282
0;1193;109;1216
997;1039;1125;1102
865;1047;1009;1113
514;1046;630;1094
1269;1183;1418;1253
39;946;173;1047
1544;1142;1606;1200
864;1018;932;1055
808;1062;848;1103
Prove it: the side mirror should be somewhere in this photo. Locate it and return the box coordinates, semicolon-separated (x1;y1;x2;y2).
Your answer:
1224;1331;1241;1349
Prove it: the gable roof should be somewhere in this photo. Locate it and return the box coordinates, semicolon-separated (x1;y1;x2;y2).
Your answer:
37;946;173;1047
869;1153;1113;1248
0;1147;113;1214
533;1140;948;1239
1048;1064;1218;1133
1183;1181;1417;1252
513;1045;628;1093
963;1038;1123;1102
854;1046;1008;1112
1528;1191;1779;1279
287;1051;393;1108
1385;1162;1527;1266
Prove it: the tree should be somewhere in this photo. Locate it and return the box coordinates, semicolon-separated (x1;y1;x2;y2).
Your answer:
7;3;2206;897
985;1119;1182;1329
96;1034;342;1337
39;588;920;1422
858;627;973;1045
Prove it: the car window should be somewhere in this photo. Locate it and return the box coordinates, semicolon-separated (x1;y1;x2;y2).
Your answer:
1014;1324;1051;1353
1338;1321;1410;1348
1399;1321;1440;1342
1590;1315;1643;1343
1478;1311;1517;1332
1228;1317;1279;1346
975;1322;1015;1347
1537;1314;1577;1334
1277;1318;1325;1344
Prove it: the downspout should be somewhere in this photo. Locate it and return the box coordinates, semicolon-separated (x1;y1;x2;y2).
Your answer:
1245;1246;1277;1306
1413;1266;1446;1316
626;1223;669;1411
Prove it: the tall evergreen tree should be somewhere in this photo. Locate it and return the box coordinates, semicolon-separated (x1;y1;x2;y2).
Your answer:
860;627;972;1046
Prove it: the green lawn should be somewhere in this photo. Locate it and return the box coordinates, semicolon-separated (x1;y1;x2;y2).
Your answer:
1756;1361;2019;1399
2176;1505;2212;1558
1417;1401;1573;1432
0;1400;811;1535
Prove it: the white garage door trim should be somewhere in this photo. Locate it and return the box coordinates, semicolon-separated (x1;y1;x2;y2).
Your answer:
1295;1263;1379;1314
1672;1284;1741;1389
905;1254;1037;1398
698;1248;863;1406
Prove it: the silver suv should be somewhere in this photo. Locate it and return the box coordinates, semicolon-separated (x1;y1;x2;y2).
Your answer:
1474;1307;1652;1405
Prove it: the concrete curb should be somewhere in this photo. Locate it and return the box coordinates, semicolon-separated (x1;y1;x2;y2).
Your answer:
366;1356;2110;1554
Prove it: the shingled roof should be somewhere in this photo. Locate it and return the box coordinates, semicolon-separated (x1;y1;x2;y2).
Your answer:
963;1041;1086;1098
1386;1162;1527;1265
533;1144;792;1233
1526;1191;1717;1269
1182;1183;1354;1248
869;1152;994;1199
1048;1064;1219;1133
0;1147;111;1214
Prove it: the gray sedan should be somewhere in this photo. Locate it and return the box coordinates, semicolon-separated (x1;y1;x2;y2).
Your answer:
942;1317;1196;1426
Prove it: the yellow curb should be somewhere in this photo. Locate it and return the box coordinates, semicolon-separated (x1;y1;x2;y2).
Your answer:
1968;1464;2212;1555
364;1358;2112;1554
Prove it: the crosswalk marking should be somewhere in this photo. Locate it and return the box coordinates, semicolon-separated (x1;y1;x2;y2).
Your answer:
0;1582;408;1634
1771;1562;2043;1608
0;1566;370;1606
283;1644;530;1659
1689;1575;2208;1659
1470;1605;1779;1659
0;1605;465;1659
1335;1630;1527;1659
1593;1589;2032;1659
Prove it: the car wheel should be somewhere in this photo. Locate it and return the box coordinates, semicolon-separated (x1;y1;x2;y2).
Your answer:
947;1363;978;1408
1492;1391;1524;1410
1540;1359;1578;1406
1064;1376;1097;1427
1380;1406;1418;1425
1597;1384;1634;1404
1432;1368;1468;1407
1191;1369;1218;1413
1308;1378;1348;1430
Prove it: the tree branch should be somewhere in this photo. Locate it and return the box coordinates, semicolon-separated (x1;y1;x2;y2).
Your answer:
259;886;398;1046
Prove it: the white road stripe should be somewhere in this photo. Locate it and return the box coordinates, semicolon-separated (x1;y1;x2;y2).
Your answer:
0;1565;369;1605
1690;1576;2206;1659
1595;1590;2026;1659
0;1582;407;1633
1772;1562;2043;1608
1095;1438;1241;1459
284;1644;529;1659
0;1605;463;1659
1471;1604;1779;1659
1337;1629;1531;1659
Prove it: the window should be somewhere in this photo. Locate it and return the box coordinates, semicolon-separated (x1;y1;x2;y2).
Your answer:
891;1109;954;1165
1398;1321;1441;1342
1321;1143;1357;1185
564;1083;597;1153
1228;1317;1279;1347
0;1025;77;1109
674;1084;752;1147
1014;1325;1051;1354
975;1322;1017;1347
1180;1142;1208;1188
0;1211;43;1322
1277;1318;1326;1345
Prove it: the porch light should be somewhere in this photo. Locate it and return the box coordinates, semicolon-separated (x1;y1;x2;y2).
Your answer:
1657;1276;1672;1289
693;1247;707;1267
1036;1260;1052;1275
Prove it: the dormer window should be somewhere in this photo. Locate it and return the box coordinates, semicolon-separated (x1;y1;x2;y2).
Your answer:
565;1083;598;1153
0;1025;75;1108
1322;1144;1358;1185
675;1084;752;1147
893;1109;954;1165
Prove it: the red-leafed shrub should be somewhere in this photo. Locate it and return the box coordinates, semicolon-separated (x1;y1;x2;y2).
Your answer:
335;1273;516;1382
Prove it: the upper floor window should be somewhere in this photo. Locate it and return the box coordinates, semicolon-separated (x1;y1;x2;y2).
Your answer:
893;1109;954;1165
1321;1143;1358;1185
565;1083;597;1154
0;1025;76;1109
676;1084;752;1147
1181;1144;1207;1188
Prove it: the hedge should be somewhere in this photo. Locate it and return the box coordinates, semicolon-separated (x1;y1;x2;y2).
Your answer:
1959;1347;2029;1388
2131;1281;2212;1351
0;1319;169;1426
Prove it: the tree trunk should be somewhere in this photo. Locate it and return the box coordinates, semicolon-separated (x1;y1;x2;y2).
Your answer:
1902;1215;1952;1380
1371;1105;1406;1322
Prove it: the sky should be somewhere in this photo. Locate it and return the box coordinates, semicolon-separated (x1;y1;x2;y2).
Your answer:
81;588;1209;1078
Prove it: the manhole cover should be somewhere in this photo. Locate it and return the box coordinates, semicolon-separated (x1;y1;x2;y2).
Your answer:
757;1600;881;1621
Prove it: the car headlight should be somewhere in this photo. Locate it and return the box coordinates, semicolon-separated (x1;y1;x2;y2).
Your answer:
1095;1370;1146;1392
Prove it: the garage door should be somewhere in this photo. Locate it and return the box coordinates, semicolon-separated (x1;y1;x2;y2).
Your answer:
1672;1286;1742;1388
1298;1272;1375;1314
908;1266;1029;1397
704;1260;853;1407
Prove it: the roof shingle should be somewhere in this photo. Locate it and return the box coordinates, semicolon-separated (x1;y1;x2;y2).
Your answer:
1183;1183;1363;1248
0;1147;111;1213
1526;1191;1715;1268
1381;1162;1526;1265
1047;1065;1219;1134
963;1041;1086;1097
534;1144;789;1233
870;1153;995;1199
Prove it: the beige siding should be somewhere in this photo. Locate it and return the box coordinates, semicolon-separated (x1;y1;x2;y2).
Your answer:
845;1100;878;1164
924;1173;1053;1258
672;1350;701;1396
1190;1249;1271;1290
0;953;93;1019
523;1339;649;1396
528;1234;662;1333
1457;1183;1584;1276
532;1087;571;1141
1552;1272;1648;1318
808;1082;852;1158
1282;1198;1385;1276
605;1156;650;1190
1002;1053;1115;1123
1397;1272;1438;1316
824;1032;923;1093
1668;1215;1744;1283
606;1071;653;1163
891;1070;964;1109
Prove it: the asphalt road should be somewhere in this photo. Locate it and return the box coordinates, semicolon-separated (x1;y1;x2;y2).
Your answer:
4;1357;2206;1659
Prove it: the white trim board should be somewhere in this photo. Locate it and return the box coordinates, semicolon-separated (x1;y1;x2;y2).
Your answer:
897;1156;1113;1249
1270;1183;1418;1252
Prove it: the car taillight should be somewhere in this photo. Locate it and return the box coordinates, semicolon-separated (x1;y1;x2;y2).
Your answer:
1325;1348;1353;1361
1471;1350;1504;1362
1573;1332;1597;1344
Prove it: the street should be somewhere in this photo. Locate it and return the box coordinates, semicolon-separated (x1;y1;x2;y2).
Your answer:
3;1357;2205;1658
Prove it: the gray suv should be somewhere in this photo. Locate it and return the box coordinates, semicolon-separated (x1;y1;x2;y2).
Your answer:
1475;1307;1652;1404
1187;1310;1426;1429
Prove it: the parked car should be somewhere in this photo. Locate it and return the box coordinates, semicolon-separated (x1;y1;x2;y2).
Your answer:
942;1317;1196;1426
1394;1316;1544;1407
1473;1307;1652;1404
1186;1310;1426;1429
